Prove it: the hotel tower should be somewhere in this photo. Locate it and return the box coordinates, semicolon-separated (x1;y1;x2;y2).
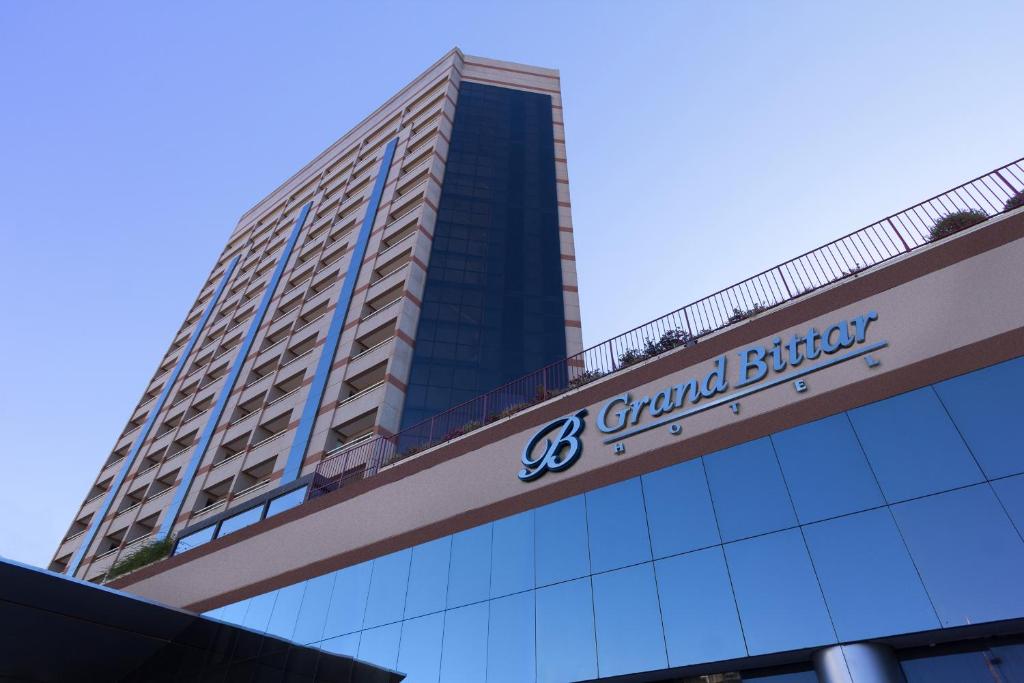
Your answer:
52;49;582;582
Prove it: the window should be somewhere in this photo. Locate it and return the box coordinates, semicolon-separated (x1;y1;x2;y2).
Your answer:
193;479;230;513
704;438;797;542
847;387;983;502
724;529;835;655
231;457;275;497
592;563;668;677
891;484;1024;626
656;547;746;666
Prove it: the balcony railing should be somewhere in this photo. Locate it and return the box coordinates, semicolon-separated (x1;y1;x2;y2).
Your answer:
309;157;1024;499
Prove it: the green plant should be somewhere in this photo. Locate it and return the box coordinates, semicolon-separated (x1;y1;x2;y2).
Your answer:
643;328;696;356
617;347;647;367
567;368;606;390
727;303;768;324
106;536;175;581
929;209;988;241
1005;190;1024;212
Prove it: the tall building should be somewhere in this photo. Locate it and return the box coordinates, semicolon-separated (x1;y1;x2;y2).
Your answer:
52;48;582;582
45;49;1024;683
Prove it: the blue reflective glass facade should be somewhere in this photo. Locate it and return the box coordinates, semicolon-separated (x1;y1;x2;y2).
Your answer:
399;81;566;429
213;356;1024;681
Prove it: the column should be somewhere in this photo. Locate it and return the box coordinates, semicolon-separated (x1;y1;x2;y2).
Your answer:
813;643;903;683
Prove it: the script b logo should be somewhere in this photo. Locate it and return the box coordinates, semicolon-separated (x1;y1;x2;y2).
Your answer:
518;409;588;482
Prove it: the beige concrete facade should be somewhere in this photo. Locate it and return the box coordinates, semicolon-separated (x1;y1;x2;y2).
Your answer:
53;48;581;581
112;208;1024;610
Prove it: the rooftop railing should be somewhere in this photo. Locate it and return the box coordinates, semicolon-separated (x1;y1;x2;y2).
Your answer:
309;157;1024;499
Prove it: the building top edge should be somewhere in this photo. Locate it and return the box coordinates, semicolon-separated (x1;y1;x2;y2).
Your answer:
229;47;464;237
228;50;561;241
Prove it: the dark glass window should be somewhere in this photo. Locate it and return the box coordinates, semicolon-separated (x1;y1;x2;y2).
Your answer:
901;643;1024;682
400;81;566;430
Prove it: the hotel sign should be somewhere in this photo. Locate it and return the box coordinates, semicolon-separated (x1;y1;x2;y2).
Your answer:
519;311;886;481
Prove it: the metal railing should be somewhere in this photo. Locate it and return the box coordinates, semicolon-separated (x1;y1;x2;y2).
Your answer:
309;158;1024;499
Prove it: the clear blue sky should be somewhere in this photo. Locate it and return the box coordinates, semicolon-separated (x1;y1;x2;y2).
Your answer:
2;1;1021;569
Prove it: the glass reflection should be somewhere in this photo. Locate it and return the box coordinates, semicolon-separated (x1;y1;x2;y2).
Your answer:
642;458;720;558
536;578;597;682
363;549;412;629
891;484;1024;627
265;581;305;639
241;591;276;632
771;415;884;523
358;622;401;671
405;537;452;619
490;511;534;598
802;509;938;641
487;591;535;683
704;438;797;542
725;529;835;655
265;486;307;517
847;387;982;502
992;474;1024;533
216;505;263;538
655;547;745;666
319;631;359;657
447;524;491;609
440;602;488;683
218;597;250;625
323;561;372;638
535;495;589;587
591;563;667;677
933;356;1024;479
397;613;444;682
901;643;1024;682
586;478;652;573
292;571;336;644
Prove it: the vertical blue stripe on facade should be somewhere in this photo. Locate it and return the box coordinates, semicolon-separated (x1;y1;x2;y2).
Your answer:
280;137;398;484
66;255;241;576
158;202;313;538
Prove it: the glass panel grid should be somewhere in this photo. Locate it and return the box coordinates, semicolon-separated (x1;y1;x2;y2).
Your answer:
208;355;1024;682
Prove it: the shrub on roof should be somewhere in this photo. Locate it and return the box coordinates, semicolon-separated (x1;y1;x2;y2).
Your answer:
1005;189;1024;212
928;209;988;242
105;536;175;581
